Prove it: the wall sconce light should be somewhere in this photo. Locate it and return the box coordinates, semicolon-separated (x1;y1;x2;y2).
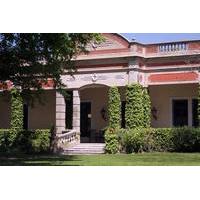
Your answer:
151;106;158;120
100;107;107;121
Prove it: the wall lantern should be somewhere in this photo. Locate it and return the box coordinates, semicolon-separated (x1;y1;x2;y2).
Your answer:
151;106;158;120
100;107;107;121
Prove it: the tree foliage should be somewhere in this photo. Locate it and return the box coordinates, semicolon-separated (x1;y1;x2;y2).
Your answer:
0;33;102;99
108;86;121;129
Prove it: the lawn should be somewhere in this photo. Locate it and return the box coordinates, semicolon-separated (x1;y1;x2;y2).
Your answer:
1;153;200;166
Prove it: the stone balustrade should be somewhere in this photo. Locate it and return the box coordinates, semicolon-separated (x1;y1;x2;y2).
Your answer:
56;129;80;148
159;43;187;52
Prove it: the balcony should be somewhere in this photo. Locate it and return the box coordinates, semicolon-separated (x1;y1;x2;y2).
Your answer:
146;40;200;58
159;43;187;52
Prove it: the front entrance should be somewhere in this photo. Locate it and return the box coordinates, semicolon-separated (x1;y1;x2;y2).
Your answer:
80;102;91;143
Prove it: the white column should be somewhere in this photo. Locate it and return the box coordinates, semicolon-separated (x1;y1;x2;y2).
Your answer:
73;90;80;132
55;92;66;134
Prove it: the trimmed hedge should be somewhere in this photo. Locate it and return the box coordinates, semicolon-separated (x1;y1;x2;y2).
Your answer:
125;84;144;129
108;87;121;129
119;127;200;153
0;129;51;154
105;128;120;154
0;129;10;152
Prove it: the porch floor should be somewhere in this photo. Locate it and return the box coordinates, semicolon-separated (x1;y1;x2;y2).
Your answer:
62;143;105;155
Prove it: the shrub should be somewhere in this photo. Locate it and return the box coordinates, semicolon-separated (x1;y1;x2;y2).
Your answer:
142;87;151;128
108;87;121;129
172;127;200;152
0;129;10;152
118;127;200;153
105;128;119;154
125;84;144;129
32;129;51;153
120;129;143;153
119;128;152;153
17;129;51;153
151;128;174;152
0;129;51;154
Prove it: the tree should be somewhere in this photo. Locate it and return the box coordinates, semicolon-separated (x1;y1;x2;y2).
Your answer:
108;86;121;129
0;33;102;99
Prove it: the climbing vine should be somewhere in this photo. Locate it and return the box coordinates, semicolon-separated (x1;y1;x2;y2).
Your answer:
198;84;200;126
125;83;144;129
108;86;121;129
10;88;23;145
142;87;151;128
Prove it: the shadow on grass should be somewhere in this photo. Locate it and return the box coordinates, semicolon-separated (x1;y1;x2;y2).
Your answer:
0;154;81;166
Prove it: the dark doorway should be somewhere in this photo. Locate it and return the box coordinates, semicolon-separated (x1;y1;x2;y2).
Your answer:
65;91;73;129
80;102;91;142
172;99;188;127
23;104;28;130
192;99;198;127
121;101;126;128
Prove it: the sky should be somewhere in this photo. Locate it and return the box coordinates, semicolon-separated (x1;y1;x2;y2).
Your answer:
121;33;200;44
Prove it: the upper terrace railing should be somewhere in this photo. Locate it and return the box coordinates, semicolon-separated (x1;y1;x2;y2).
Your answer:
145;40;200;57
158;43;187;52
76;40;200;60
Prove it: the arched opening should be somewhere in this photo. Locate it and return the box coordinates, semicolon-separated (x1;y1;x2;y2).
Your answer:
79;84;109;143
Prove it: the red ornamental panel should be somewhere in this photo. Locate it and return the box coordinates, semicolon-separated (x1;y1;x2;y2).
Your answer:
149;72;198;83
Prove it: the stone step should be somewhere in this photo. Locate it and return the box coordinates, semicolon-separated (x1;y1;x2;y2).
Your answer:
62;143;105;155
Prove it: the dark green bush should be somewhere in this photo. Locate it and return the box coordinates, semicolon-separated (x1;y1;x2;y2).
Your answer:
120;128;145;153
0;129;10;152
172;127;200;152
16;129;51;153
118;127;200;153
105;128;119;154
152;128;174;152
32;129;51;153
108;87;121;129
0;129;51;154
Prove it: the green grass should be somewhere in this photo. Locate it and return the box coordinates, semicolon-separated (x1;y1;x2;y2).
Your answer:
1;152;200;166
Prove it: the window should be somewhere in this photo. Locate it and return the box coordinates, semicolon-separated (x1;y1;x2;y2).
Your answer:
192;99;198;127
172;99;188;127
23;104;28;130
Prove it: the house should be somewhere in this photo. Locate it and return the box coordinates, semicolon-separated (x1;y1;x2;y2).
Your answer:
1;33;200;145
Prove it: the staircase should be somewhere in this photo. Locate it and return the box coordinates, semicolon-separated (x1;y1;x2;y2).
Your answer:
62;143;105;155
